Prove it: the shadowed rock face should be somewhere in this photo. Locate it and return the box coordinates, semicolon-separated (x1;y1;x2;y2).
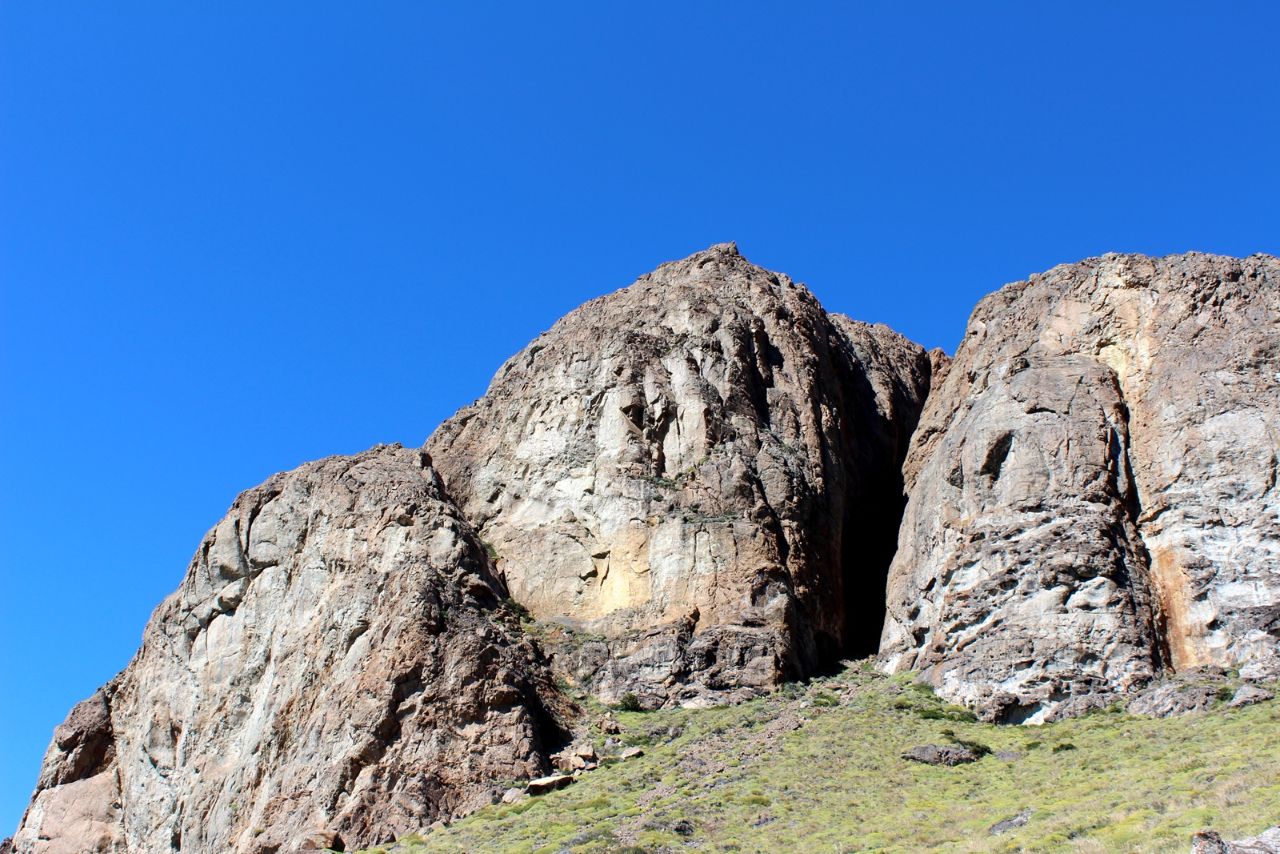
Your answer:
12;446;573;854
881;252;1280;721
428;244;933;706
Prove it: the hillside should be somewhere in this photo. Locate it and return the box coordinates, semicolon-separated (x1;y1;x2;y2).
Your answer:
370;662;1280;853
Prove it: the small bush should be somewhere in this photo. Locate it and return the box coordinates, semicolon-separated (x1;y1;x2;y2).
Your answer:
616;693;643;712
1052;742;1078;753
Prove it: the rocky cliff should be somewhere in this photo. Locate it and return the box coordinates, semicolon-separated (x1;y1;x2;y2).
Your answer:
12;447;572;853
12;246;1280;850
881;252;1280;721
427;243;932;706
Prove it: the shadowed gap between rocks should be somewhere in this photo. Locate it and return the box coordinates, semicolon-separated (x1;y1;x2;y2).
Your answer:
816;348;932;672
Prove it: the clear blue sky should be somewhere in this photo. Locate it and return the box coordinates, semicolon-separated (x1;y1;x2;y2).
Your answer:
1;2;1277;834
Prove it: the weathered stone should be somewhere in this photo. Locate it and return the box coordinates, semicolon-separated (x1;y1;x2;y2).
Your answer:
882;253;1280;721
297;830;344;851
1192;826;1280;854
525;774;574;795
11;446;573;853
428;243;933;706
1227;684;1274;709
1125;678;1230;722
989;809;1032;835
900;744;980;766
620;747;645;760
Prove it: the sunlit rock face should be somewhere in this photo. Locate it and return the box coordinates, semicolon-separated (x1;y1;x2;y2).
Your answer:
429;243;934;706
881;252;1280;722
12;446;573;854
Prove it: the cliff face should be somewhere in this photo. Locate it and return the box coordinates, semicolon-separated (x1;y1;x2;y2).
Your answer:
12;447;572;853
881;253;1280;721
13;246;1280;850
427;244;932;706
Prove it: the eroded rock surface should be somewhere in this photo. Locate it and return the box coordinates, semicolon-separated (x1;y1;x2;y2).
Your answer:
1192;826;1280;854
428;243;932;705
12;446;572;853
882;252;1280;721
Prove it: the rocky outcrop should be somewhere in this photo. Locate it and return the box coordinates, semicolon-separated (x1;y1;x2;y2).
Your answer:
1192;826;1280;854
881;253;1280;721
12;446;572;853
428;243;932;706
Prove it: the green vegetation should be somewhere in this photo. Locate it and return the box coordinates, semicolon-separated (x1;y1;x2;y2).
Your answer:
365;664;1280;853
615;692;644;713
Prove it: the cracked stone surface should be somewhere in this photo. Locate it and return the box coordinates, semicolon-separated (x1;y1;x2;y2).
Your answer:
11;446;573;854
881;252;1280;721
428;243;933;706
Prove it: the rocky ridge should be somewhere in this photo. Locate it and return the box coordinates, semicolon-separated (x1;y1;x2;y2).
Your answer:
11;246;1280;851
427;243;932;707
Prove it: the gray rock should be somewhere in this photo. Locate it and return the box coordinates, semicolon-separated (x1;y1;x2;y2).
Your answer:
11;446;574;853
620;746;645;760
882;253;1280;722
901;744;980;766
1227;684;1275;709
429;243;933;705
1192;826;1280;853
1128;680;1220;717
990;809;1032;834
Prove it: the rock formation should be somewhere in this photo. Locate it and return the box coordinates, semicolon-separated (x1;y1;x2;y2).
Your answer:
12;446;572;853
13;246;1280;850
881;252;1280;721
427;243;932;706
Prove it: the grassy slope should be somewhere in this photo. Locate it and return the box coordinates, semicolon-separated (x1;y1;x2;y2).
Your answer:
367;664;1279;853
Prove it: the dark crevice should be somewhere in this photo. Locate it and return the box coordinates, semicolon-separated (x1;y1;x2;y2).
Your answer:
980;431;1015;481
1111;394;1174;674
823;338;936;668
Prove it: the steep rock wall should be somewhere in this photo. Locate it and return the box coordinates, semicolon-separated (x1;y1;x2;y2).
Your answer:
428;244;933;706
13;446;572;853
882;253;1280;721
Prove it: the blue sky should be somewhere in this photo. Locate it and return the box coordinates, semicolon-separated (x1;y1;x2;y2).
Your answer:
1;1;1277;834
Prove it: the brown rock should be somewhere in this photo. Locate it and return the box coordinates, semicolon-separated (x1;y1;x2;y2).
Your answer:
882;253;1280;721
429;243;933;705
297;830;344;851
901;744;980;766
12;446;573;853
525;774;574;795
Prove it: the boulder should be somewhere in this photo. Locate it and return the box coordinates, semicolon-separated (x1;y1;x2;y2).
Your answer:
1227;684;1275;709
1127;680;1220;717
1192;826;1280;853
525;774;574;796
901;744;980;766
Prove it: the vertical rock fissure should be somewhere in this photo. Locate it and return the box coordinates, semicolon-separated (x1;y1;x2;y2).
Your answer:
1113;394;1175;675
834;350;935;664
